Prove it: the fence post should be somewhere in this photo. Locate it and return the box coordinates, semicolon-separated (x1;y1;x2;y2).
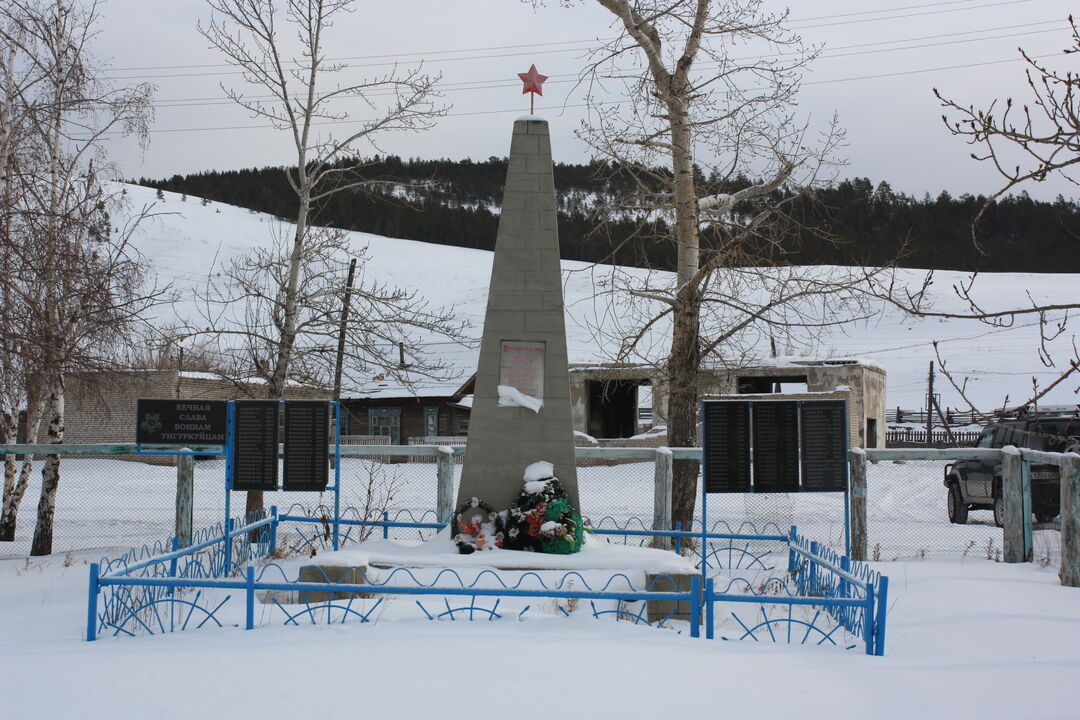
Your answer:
175;449;194;548
1002;448;1031;563
704;577;714;640
436;447;455;525
245;566;255;630
874;576;889;656
268;505;278;556
864;582;876;656
86;563;100;642
224;518;233;576
1060;453;1080;587
653;447;673;550
689;574;701;638
848;449;867;561
1020;456;1033;562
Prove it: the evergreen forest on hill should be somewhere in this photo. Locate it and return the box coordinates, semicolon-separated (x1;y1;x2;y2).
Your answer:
138;156;1079;273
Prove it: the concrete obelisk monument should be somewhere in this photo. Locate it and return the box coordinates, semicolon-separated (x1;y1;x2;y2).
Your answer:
456;66;580;514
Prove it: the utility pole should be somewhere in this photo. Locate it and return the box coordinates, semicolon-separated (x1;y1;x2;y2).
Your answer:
332;258;357;402
926;361;935;440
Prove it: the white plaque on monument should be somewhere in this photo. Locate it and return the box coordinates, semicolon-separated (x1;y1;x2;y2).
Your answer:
499;341;545;400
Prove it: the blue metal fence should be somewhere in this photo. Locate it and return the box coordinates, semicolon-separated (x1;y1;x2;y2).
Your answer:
86;509;889;654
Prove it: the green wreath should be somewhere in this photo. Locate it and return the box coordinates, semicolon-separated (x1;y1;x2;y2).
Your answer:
503;475;583;555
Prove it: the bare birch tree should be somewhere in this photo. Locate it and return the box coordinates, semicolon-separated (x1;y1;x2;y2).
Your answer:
567;0;882;529
196;224;466;396
0;0;158;555
199;0;450;514
867;16;1080;415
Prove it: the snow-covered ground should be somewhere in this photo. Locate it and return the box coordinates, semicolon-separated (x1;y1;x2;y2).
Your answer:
124;184;1079;410
3;187;1076;714
2;548;1078;719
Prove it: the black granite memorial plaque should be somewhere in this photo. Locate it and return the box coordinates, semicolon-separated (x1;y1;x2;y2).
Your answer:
752;401;799;493
702;401;751;493
232;400;279;492
136;399;226;445
800;400;847;492
283;401;329;492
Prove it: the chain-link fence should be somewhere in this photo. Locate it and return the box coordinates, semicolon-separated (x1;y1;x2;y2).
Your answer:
864;458;1060;564
3;447;1063;565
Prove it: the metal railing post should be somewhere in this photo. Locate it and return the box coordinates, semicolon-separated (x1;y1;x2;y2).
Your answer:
704;577;714;640
689;574;701;638
652;447;673;550
86;563;99;642
245;566;255;630
864;582;876;656
224;518;234;576
268;505;278;556
874;576;889;656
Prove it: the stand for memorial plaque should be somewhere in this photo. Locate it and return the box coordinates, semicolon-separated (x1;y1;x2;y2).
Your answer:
701;393;852;582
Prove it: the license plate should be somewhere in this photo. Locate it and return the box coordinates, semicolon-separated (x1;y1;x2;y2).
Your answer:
1030;471;1056;480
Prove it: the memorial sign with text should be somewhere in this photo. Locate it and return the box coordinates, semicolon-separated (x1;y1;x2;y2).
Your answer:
799;400;848;492
752;401;800;493
283;401;330;492
702;398;848;493
136;399;227;445
499;341;545;400
702;401;751;493
231;400;279;492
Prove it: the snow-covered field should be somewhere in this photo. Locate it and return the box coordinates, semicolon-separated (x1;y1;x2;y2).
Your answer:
125;183;1079;410
2;547;1078;719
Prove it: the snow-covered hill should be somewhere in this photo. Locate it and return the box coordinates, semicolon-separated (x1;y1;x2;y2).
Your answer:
123;183;1078;411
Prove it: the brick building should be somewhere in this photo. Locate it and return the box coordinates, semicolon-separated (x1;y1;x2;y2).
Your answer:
42;369;331;446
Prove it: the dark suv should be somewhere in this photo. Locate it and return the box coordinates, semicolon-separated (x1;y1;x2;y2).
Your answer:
944;413;1079;526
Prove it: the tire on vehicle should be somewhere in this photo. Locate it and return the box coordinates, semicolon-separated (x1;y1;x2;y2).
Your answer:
948;483;968;525
993;495;1005;528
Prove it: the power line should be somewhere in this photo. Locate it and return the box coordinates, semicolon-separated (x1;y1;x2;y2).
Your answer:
145;24;1065;111
99;0;1040;82
102;52;1056;136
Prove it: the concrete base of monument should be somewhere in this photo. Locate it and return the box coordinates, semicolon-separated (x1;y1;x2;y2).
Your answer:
290;528;700;624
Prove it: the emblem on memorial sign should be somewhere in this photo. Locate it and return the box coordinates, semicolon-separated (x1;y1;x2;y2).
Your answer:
140;412;162;438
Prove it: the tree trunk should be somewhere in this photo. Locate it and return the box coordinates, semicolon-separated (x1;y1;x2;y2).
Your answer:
0;398;42;542
666;105;702;533
30;377;63;556
668;295;702;533
245;189;312;519
1;410;16;540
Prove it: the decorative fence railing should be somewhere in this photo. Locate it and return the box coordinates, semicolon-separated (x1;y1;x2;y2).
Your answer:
86;509;889;655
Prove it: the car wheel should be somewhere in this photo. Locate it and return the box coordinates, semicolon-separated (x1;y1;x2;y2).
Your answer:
1035;510;1057;524
948;484;968;524
993;496;1005;528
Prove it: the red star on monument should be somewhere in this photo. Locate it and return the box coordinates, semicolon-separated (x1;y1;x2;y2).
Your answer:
517;64;548;114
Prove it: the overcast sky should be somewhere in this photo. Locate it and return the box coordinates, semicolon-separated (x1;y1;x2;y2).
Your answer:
93;0;1076;201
